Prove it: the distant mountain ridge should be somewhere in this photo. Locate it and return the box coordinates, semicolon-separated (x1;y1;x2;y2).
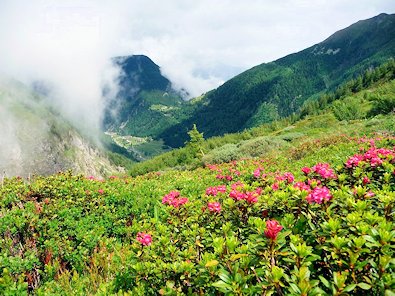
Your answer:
103;55;186;138
157;13;395;147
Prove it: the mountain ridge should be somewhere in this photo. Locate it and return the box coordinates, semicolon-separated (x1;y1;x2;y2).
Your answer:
157;13;395;147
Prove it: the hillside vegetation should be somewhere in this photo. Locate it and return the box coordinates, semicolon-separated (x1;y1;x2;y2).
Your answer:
128;59;395;176
1;127;394;295
1;70;395;294
158;13;395;147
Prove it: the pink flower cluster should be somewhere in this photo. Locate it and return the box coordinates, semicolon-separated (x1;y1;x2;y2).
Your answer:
253;167;264;178
216;174;233;181
206;164;220;171
229;183;261;204
346;146;395;168
206;185;227;196
207;202;221;213
264;220;283;240
293;182;311;192
162;191;189;208
215;168;241;181
276;172;295;184
136;232;152;246
312;163;336;179
306;186;332;204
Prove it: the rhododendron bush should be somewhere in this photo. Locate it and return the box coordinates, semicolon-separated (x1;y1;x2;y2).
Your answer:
0;137;394;295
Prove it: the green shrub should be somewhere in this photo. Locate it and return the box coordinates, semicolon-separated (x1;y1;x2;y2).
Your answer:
238;136;288;157
332;97;366;121
369;93;395;116
202;143;241;164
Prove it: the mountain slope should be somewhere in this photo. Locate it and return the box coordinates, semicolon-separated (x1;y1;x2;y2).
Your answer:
159;13;395;147
128;59;395;176
0;78;121;177
103;55;186;138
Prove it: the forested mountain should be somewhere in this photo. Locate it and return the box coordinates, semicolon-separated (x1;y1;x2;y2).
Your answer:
103;55;186;137
158;13;395;147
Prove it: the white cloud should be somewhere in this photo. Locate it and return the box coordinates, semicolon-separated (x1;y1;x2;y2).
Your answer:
0;0;394;108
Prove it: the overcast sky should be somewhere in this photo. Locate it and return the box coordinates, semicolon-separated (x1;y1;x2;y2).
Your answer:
0;0;394;130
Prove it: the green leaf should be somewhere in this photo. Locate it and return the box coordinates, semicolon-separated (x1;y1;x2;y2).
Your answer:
212;280;232;292
229;254;248;261
205;260;219;268
343;284;357;292
218;269;232;284
357;283;371;290
289;283;301;294
319;276;331;288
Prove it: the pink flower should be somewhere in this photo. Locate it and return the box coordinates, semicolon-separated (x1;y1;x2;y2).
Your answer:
162;191;188;208
136;232;152;246
245;191;258;204
283;172;295;183
365;191;375;198
231;181;245;190
207;202;221;213
207;164;219;171
162;190;180;204
346;146;394;169
306;186;332;204
216;174;225;180
206;185;227;196
225;175;233;181
301;167;311;175
346;154;364;168
362;176;370;185
275;172;294;183
293;182;311;192
271;183;279;191
253;167;263;178
312;163;336;179
264;220;283;240
98;189;104;194
178;197;189;206
229;189;246;201
206;187;217;196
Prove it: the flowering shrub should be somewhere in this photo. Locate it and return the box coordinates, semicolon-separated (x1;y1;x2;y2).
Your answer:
207;202;221;213
264;220;283;240
0;137;394;295
205;185;227;196
136;232;152;246
306;186;332;204
162;190;189;208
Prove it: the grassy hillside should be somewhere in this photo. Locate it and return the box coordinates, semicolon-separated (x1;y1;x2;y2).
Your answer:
128;61;395;176
1;120;394;294
1;68;395;294
158;13;395;147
